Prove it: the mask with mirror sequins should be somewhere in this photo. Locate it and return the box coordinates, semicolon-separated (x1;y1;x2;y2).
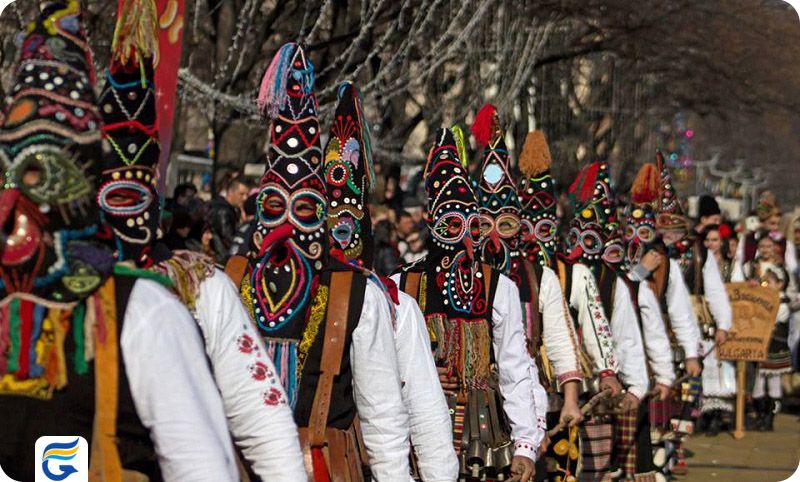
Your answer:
518;171;558;268
0;1;113;302
566;162;618;269
476;136;521;283
97;59;160;265
324;82;374;267
248;43;325;336
422;128;486;317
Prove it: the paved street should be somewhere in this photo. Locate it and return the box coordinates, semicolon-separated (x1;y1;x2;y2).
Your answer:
681;413;800;482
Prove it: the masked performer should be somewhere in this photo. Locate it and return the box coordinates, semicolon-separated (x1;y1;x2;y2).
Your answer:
224;43;409;482
324;81;457;481
471;112;583;481
566;162;675;482
0;3;239;480
97;2;305;479
516;133;622;481
393;127;543;482
624;161;704;477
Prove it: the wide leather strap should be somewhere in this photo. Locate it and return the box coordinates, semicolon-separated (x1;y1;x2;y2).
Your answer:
402;271;421;299
224;254;249;287
523;260;542;352
308;270;354;448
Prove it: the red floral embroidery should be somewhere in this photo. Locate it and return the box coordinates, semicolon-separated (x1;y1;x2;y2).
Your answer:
263;387;285;406
249;361;271;381
238;333;256;354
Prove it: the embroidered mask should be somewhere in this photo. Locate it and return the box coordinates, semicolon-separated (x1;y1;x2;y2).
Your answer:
566;162;616;268
517;131;558;268
0;1;113;303
654;151;691;256
475;119;521;282
625;162;660;265
97;29;160;265
422;128;486;317
247;43;325;336
324;82;374;267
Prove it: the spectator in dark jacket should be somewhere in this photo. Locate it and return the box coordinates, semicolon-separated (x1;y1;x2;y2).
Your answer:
230;193;258;257
209;177;249;264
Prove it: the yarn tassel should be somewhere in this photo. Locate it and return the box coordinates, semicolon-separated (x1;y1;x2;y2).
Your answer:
7;298;21;374
111;0;159;68
28;304;46;378
15;299;33;380
73;302;88;375
518;130;552;177
631;163;660;205
470;103;498;147
0;303;9;375
258;42;299;118
568;162;601;205
451;125;470;168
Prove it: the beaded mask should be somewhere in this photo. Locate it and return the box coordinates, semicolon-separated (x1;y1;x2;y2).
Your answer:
624;163;660;265
655;152;691;256
0;1;112;303
324;82;374;267
566;162;620;270
96;1;161;265
247;43;325;335
475;117;521;282
420;128;486;317
517;131;559;269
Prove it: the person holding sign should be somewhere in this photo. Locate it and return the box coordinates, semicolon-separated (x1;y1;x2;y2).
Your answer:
743;253;793;431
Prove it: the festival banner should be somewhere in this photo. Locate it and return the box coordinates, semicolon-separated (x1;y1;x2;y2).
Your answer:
155;0;185;193
718;283;780;361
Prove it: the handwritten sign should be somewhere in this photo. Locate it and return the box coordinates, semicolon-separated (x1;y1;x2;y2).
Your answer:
718;283;780;361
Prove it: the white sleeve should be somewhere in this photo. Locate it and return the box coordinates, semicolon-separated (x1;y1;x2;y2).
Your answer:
539;268;583;386
731;258;745;282
492;274;545;461
569;264;618;374
638;283;676;387
395;292;458;482
195;270;306;481
351;281;411;481
122;280;238;481
666;260;702;358
703;256;733;332
608;282;648;400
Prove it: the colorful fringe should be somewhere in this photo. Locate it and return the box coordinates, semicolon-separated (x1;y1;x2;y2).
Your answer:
258;42;315;119
426;314;491;391
264;338;300;408
112;0;159;70
0;280;117;399
151;250;216;311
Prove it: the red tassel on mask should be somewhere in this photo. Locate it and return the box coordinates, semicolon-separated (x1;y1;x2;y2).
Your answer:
471;103;498;147
568;162;601;205
311;447;331;482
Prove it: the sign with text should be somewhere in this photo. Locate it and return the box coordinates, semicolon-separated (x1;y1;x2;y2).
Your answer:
718;283;780;361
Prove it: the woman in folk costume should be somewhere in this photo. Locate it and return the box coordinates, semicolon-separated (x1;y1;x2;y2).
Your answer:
565;162;675;482
739;191;798;275
323;81;457;481
393;127;543;482
230;43;410;482
471;111;583;481
0;2;239;480
516;132;622;482
98;2;306;479
623;162;703;477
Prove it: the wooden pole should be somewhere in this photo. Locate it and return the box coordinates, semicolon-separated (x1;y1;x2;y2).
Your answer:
734;360;746;440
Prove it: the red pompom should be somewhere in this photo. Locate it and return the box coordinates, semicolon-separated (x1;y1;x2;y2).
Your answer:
718;223;732;240
471;103;498;147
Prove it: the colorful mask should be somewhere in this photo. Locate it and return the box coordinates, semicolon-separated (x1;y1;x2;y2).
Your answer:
654;151;691;256
473;106;521;281
96;3;161;265
246;43;325;335
566;162;616;269
624;163;660;264
422;128;484;317
324;82;374;267
517;131;559;268
0;1;112;303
